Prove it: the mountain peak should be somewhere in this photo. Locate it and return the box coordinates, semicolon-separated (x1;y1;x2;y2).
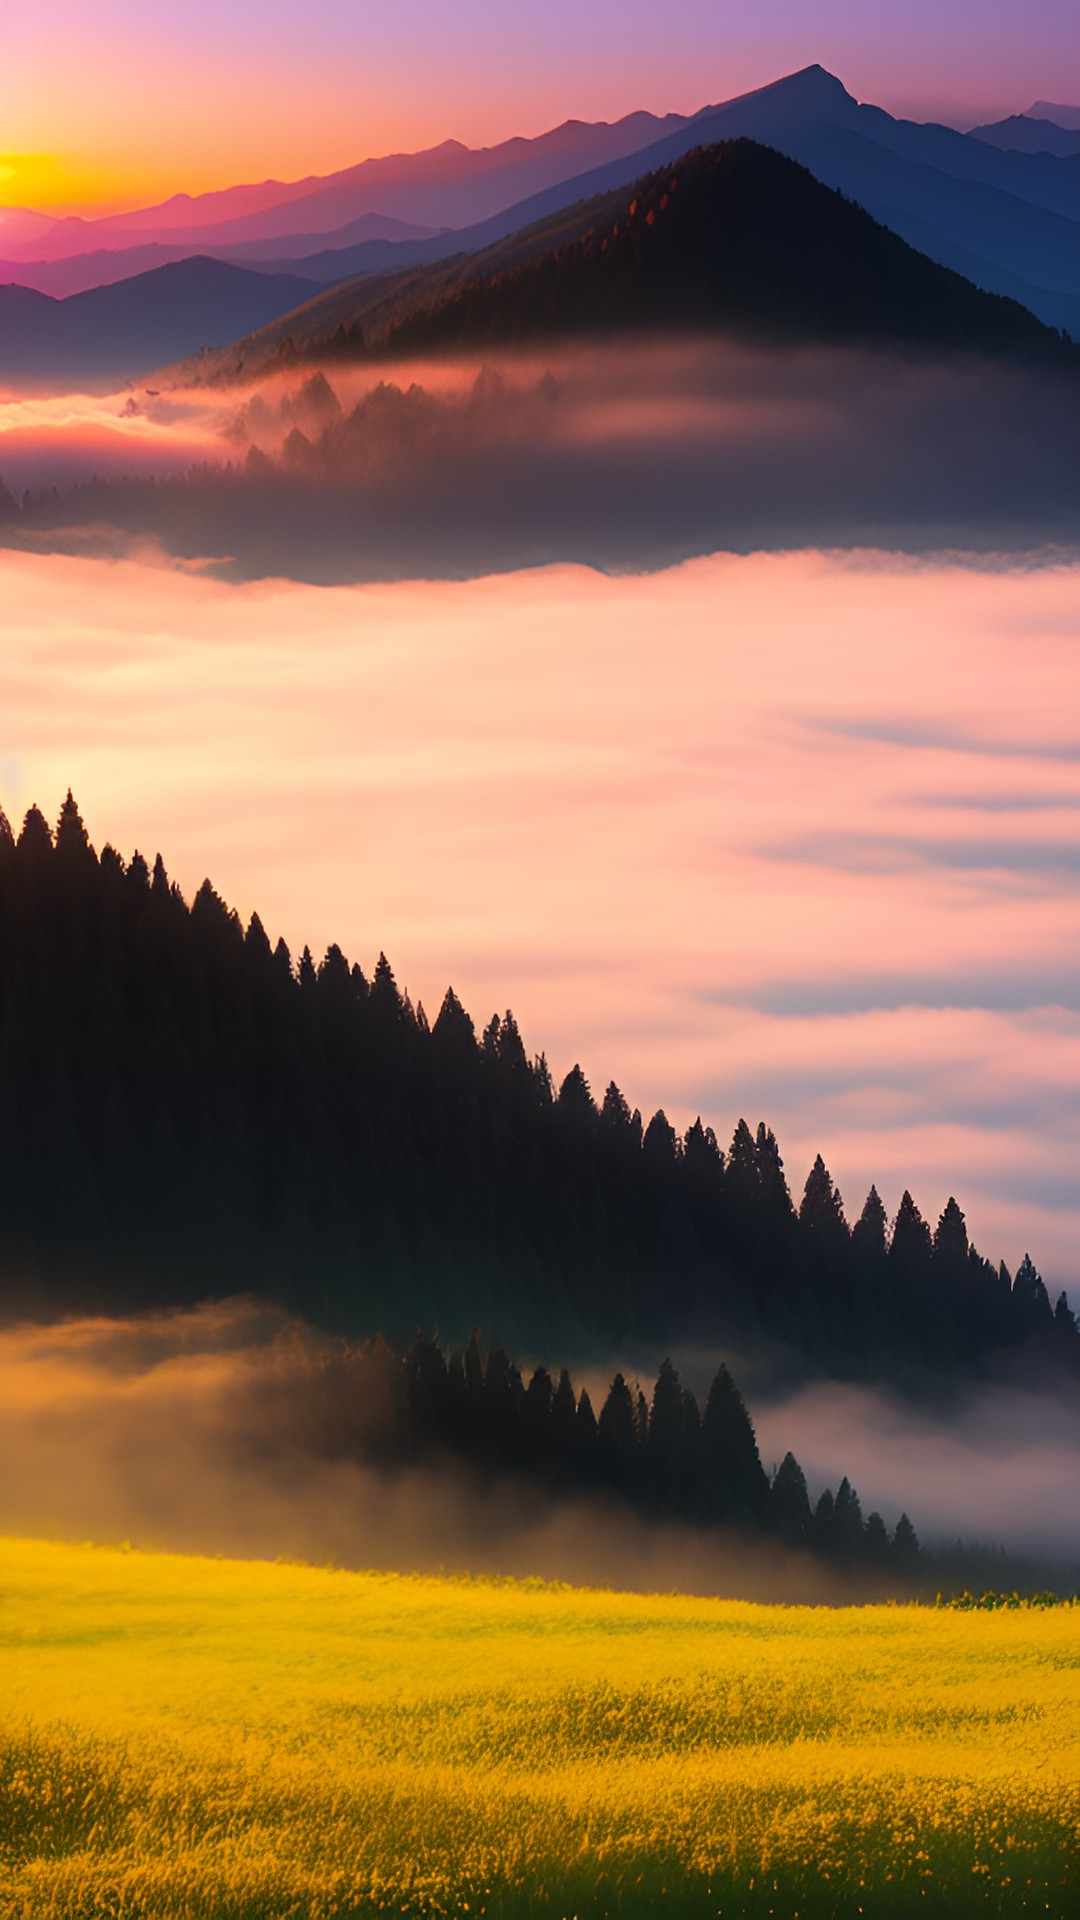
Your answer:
771;64;853;104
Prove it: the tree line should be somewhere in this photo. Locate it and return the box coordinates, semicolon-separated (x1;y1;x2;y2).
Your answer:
0;795;1075;1385
351;1329;921;1577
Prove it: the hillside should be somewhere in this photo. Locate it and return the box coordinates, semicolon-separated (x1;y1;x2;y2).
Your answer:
188;140;1068;386
0;793;1074;1388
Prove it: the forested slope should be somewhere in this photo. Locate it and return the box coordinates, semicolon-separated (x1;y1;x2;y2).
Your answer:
0;795;1074;1385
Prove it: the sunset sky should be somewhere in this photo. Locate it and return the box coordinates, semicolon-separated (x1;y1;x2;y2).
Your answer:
4;0;1075;215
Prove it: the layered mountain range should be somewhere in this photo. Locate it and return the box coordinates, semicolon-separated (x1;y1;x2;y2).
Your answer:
1;66;1077;390
188;139;1064;383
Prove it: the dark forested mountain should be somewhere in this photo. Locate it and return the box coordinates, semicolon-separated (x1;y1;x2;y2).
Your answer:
0;796;1076;1386
192;140;1069;387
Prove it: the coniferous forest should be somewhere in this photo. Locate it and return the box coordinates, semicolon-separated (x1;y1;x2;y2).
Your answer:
0;794;1076;1389
287;1326;928;1586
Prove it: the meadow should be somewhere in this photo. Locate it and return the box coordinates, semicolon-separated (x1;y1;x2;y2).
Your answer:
0;1538;1076;1919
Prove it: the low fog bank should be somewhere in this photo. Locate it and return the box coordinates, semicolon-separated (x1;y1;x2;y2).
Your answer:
2;1302;1076;1594
1;340;1076;582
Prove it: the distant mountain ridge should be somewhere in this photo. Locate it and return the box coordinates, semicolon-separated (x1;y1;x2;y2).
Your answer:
0;257;317;390
1029;101;1080;131
0;109;696;262
185;139;1068;387
0;215;444;300
968;116;1080;158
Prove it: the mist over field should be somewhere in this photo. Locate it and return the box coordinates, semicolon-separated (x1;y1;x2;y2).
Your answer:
2;1304;1077;1588
1;340;1076;581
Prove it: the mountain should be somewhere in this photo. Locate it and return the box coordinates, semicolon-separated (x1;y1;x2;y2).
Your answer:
0;794;1074;1391
5;69;1075;336
1029;101;1080;131
377;65;1078;336
248;66;1078;339
0;257;318;389
0;111;694;264
968;115;1080;158
0;215;445;300
188;140;1067;386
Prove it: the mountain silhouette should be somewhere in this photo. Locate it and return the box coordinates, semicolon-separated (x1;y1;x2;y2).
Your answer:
191;139;1067;384
0;214;446;301
967;116;1080;159
5;68;1075;335
0;256;319;389
0;109;695;262
232;67;1080;339
394;65;1078;335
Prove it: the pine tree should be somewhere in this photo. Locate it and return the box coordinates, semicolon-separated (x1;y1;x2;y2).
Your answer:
770;1451;812;1541
573;1387;599;1475
699;1363;768;1525
432;987;477;1059
597;1372;640;1494
811;1488;835;1552
16;805;52;862
832;1477;865;1559
557;1064;597;1127
54;791;94;865
892;1512;920;1572
799;1155;848;1243
642;1110;678;1167
864;1511;890;1566
933;1197;968;1266
1013;1253;1052;1334
852;1186;888;1264
550;1368;578;1473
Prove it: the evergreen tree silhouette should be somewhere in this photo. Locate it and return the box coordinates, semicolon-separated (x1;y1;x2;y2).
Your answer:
1012;1254;1053;1338
597;1372;640;1495
646;1357;686;1507
700;1363;768;1525
831;1477;865;1560
864;1511;890;1567
892;1512;920;1573
770;1451;812;1541
852;1186;888;1264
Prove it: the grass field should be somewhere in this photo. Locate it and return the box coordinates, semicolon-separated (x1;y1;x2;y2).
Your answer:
1;1538;1077;1918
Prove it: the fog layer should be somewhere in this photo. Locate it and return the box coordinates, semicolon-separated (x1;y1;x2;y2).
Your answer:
1;340;1076;581
2;1306;1076;1588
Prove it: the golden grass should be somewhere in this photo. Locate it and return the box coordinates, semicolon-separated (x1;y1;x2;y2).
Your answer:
1;1536;1077;1916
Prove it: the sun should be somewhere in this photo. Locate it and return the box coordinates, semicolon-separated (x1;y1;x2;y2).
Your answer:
0;151;136;216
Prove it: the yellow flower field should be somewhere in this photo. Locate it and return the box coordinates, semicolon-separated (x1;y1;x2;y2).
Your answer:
0;1537;1077;1918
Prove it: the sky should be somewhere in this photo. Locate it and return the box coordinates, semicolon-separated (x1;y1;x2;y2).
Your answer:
2;545;1076;1295
3;0;1076;215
